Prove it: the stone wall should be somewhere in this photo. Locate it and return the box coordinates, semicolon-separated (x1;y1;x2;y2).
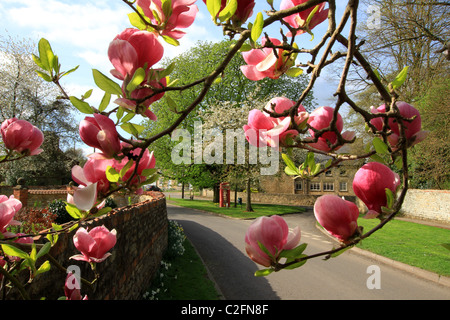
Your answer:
8;191;168;300
399;189;450;224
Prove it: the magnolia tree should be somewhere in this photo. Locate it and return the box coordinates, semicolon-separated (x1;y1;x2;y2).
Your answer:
0;0;432;298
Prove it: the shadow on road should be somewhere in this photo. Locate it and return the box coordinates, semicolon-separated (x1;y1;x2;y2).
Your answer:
174;219;281;300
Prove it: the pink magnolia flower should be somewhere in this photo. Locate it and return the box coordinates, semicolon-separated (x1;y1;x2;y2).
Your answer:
245;215;301;267
137;0;198;39
70;226;117;263
114;69;167;121
0;195;22;235
307;106;355;152
241;37;296;81
352;162;401;218
370;101;428;149
202;0;255;25
1;118;44;156
280;0;329;37
79;114;121;159
108;28;164;80
72;157;115;195
314;194;360;242
64;273;88;300
244;97;308;148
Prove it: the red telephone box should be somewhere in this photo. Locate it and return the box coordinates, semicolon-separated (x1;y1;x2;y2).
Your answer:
219;182;230;208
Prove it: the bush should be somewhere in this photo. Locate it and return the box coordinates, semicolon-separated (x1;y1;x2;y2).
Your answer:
48;199;74;224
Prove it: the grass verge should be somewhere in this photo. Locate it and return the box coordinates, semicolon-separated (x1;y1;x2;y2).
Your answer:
356;218;450;276
167;198;306;219
144;221;221;300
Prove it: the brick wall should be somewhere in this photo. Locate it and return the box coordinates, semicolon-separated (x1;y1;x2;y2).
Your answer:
8;191;168;300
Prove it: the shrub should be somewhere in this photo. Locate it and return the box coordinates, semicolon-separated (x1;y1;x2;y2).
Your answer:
48;199;74;224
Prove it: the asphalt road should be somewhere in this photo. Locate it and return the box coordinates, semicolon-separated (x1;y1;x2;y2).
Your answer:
167;203;450;300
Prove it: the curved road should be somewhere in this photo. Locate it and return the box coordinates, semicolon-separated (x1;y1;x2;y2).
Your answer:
167;203;450;300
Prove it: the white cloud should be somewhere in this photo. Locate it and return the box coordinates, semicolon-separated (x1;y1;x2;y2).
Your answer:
3;0;129;66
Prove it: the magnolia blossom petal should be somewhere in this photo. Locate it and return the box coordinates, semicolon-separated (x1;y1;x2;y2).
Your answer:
73;183;98;212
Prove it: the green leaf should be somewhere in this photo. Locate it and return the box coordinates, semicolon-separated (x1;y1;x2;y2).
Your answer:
126;67;146;93
251;12;264;43
306;152;316;169
35;70;53;82
1;244;29;259
38;38;55;73
65;203;84;219
218;0;238;22
120;123;145;137
305;5;319;28
329;245;353;258
61;65;79;78
82;89;93;100
99;92;111;112
285;67;303;78
92;69;123;96
279;243;307;259
162;35;180;46
206;0;222;20
284;167;299;176
165;95;178;112
141;168;158;177
372;137;389;154
69;96;94;114
370;153;387;165
36;242;51;260
385;188;395;208
158;61;176;79
161;0;173;19
282;153;297;173
284;255;307;269
258;241;274;260
119;159;134;178
254;268;274;277
32;53;45;70
128;12;147;30
106;166;120;183
35;260;51;276
391;66;409;90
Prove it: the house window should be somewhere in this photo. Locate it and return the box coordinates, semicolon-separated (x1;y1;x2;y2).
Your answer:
339;169;347;176
310;182;321;191
323;182;334;191
325;170;332;176
339;182;348;192
295;181;303;190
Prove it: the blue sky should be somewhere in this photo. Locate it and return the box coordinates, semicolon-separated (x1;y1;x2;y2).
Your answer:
0;0;349;152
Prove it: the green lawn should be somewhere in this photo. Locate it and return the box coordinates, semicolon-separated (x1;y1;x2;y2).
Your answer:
357;218;450;276
144;238;221;300
167;198;306;219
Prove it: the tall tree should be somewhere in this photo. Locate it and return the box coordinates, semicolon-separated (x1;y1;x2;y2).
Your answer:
341;1;449;189
143;39;314;200
0;34;81;185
